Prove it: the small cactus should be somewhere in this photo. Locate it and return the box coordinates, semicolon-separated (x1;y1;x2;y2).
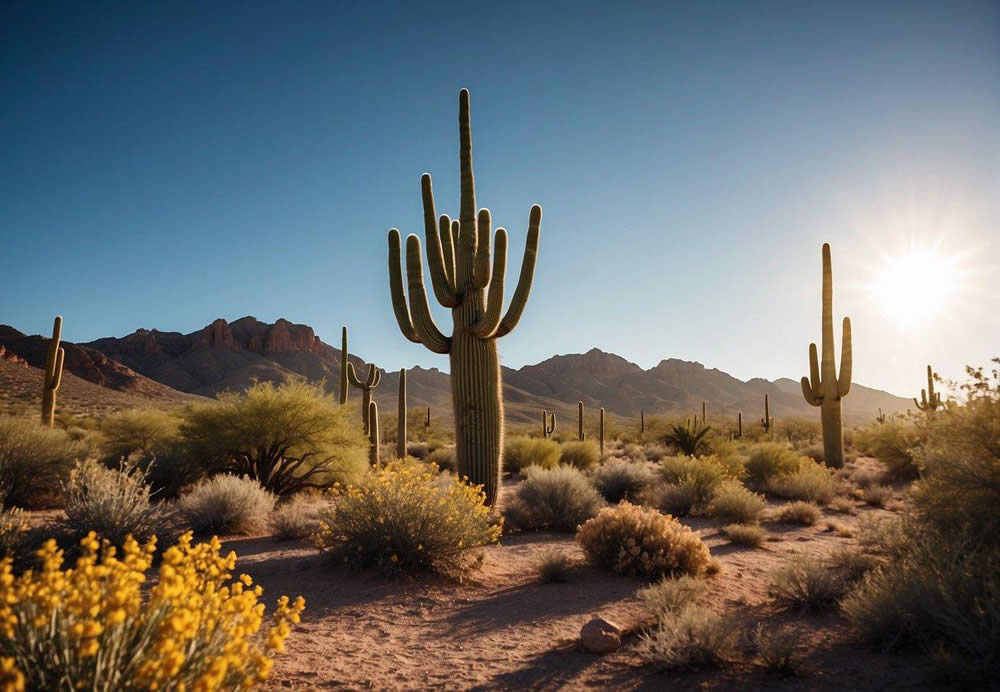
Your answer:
800;243;852;468
425;406;431;429
599;407;605;458
339;326;349;405
701;401;707;425
737;411;743;439
876;408;887;424
397;369;407;458
368;401;380;466
761;394;772;433
541;410;556;438
41;316;64;427
913;365;942;412
640;408;645;438
578;401;585;441
348;362;382;435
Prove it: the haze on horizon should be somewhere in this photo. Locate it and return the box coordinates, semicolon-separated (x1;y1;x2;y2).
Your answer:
1;1;997;399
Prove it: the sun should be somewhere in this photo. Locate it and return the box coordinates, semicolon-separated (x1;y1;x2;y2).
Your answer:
869;243;961;329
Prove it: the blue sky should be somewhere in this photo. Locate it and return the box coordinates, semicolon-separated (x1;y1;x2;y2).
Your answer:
2;1;997;396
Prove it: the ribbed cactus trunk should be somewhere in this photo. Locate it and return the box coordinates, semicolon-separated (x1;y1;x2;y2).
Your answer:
368;401;380;466
801;243;852;468
914;365;941;412
41;316;64;427
762;394;771;433
397;368;407;458
339;326;349;405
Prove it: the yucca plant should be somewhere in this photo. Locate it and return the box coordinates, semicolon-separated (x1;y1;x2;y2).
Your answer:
663;421;712;456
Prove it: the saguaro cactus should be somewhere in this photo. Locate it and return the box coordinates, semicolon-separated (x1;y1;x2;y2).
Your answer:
386;89;541;507
425;406;431;430
368;401;380;466
737;411;743;439
339;326;349;405
876;408;887;424
640;409;645;438
913;365;942;412
41;316;65;427
761;394;772;433
541;410;556;438
599;407;605;457
578;401;585;441
397;369;407;458
800;243;853;468
701;401;707;425
348;362;382;435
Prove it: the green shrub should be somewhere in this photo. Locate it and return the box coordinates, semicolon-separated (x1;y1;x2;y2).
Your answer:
503;436;562;474
769;556;848;612
425;446;456;473
178;475;276;535
765;458;836;504
270;494;328;541
576;502;711;579
558;440;600;470
593;460;654;503
640;605;737;670
658;455;731;509
856;422;920;479
99;408;180;462
643;482;701;517
179;379;368;496
503;466;604;532
59;460;171;547
773;501;821;526
536;550;574;583
315;460;501;576
0;417;80;508
722;523;766;547
639;575;708;620
744;443;801;488
708;480;766;524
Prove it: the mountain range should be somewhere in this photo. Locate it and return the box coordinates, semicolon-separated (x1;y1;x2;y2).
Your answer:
0;317;912;424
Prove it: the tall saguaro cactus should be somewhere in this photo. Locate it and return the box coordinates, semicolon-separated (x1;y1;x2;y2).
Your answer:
397;369;407;458
386;89;541;507
578;402;585;441
348;362;382;435
368;401;380;466
599;407;605;458
913;365;942;412
339;326;349;405
541;410;556;438
701;401;706;425
761;394;772;433
800;243;853;468
737;411;743;439
41;316;65;427
640;409;645;438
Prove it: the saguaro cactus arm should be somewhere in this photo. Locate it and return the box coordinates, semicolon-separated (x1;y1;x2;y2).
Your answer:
838;317;852;397
494;206;541;339
339;326;350;404
421;176;458;307
347;362;381;390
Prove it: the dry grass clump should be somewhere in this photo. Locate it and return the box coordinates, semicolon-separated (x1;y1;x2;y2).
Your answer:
639;575;708;620
406;441;430;459
270;494;328;541
769;556;849;612
829;496;858;514
747;623;803;676
744;443;801;488
593;459;654;503
0;416;80;508
652;455;733;515
723;523;767;547
60;460;172;547
503;466;605;532
559;440;601;470
503;436;562;474
765;458;836;504
0;504;31;565
178;475;276;536
823;520;854;538
855;422;920;479
708;480;766;524
535;551;574;583
577;502;711;579
640;605;738;670
315;461;501;576
772;501;821;526
861;484;893;507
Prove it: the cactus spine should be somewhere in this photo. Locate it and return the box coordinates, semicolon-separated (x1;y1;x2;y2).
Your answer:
800;243;853;468
339;326;349;405
578;401;585;441
599;407;605;458
737;411;743;439
41;316;64;427
761;394;772;433
397;369;407;458
386;89;541;507
913;365;942;412
347;362;382;435
368;401;380;466
541;410;556;438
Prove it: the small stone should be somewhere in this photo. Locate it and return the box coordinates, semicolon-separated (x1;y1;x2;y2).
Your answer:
580;616;622;654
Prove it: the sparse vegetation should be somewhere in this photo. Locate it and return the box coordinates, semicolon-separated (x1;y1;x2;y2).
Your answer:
178;474;276;536
639;575;708;620
503;436;562;474
270;494;328;541
747;623;803;675
769;556;848;612
744;443;801;488
657;454;731;511
503;465;604;532
535;551;574;583
855;421;920;480
640;604;737;670
765;458;836;504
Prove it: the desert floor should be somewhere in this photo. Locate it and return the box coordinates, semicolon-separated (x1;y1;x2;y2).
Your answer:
216;477;941;691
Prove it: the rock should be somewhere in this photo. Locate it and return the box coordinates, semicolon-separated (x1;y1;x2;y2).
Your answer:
580;617;622;654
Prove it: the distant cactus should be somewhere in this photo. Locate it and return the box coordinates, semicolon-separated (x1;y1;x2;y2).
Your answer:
397;369;407;458
386;89;541;507
737;411;743;439
339;326;349;405
640;408;645;438
41;316;64;427
913;365;942;412
425;406;431;430
541;410;556;438
578;401;585;441
701;401;707;425
876;408;887;424
348;362;382;435
368;401;380;466
599;407;605;457
800;243;852;468
761;394;772;433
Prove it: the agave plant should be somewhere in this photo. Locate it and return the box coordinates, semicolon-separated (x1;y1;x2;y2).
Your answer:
663;421;712;456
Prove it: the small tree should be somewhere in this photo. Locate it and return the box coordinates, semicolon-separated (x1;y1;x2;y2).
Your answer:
180;379;368;496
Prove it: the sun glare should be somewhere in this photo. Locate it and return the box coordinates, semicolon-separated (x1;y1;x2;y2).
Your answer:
869;244;961;329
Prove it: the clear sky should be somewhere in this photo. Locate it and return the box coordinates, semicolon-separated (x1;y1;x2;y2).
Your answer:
2;1;997;397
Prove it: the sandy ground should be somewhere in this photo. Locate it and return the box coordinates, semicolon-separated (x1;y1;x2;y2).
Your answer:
219;482;939;691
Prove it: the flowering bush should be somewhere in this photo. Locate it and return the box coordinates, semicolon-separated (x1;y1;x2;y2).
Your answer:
0;531;303;691
576;502;711;579
314;461;502;576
